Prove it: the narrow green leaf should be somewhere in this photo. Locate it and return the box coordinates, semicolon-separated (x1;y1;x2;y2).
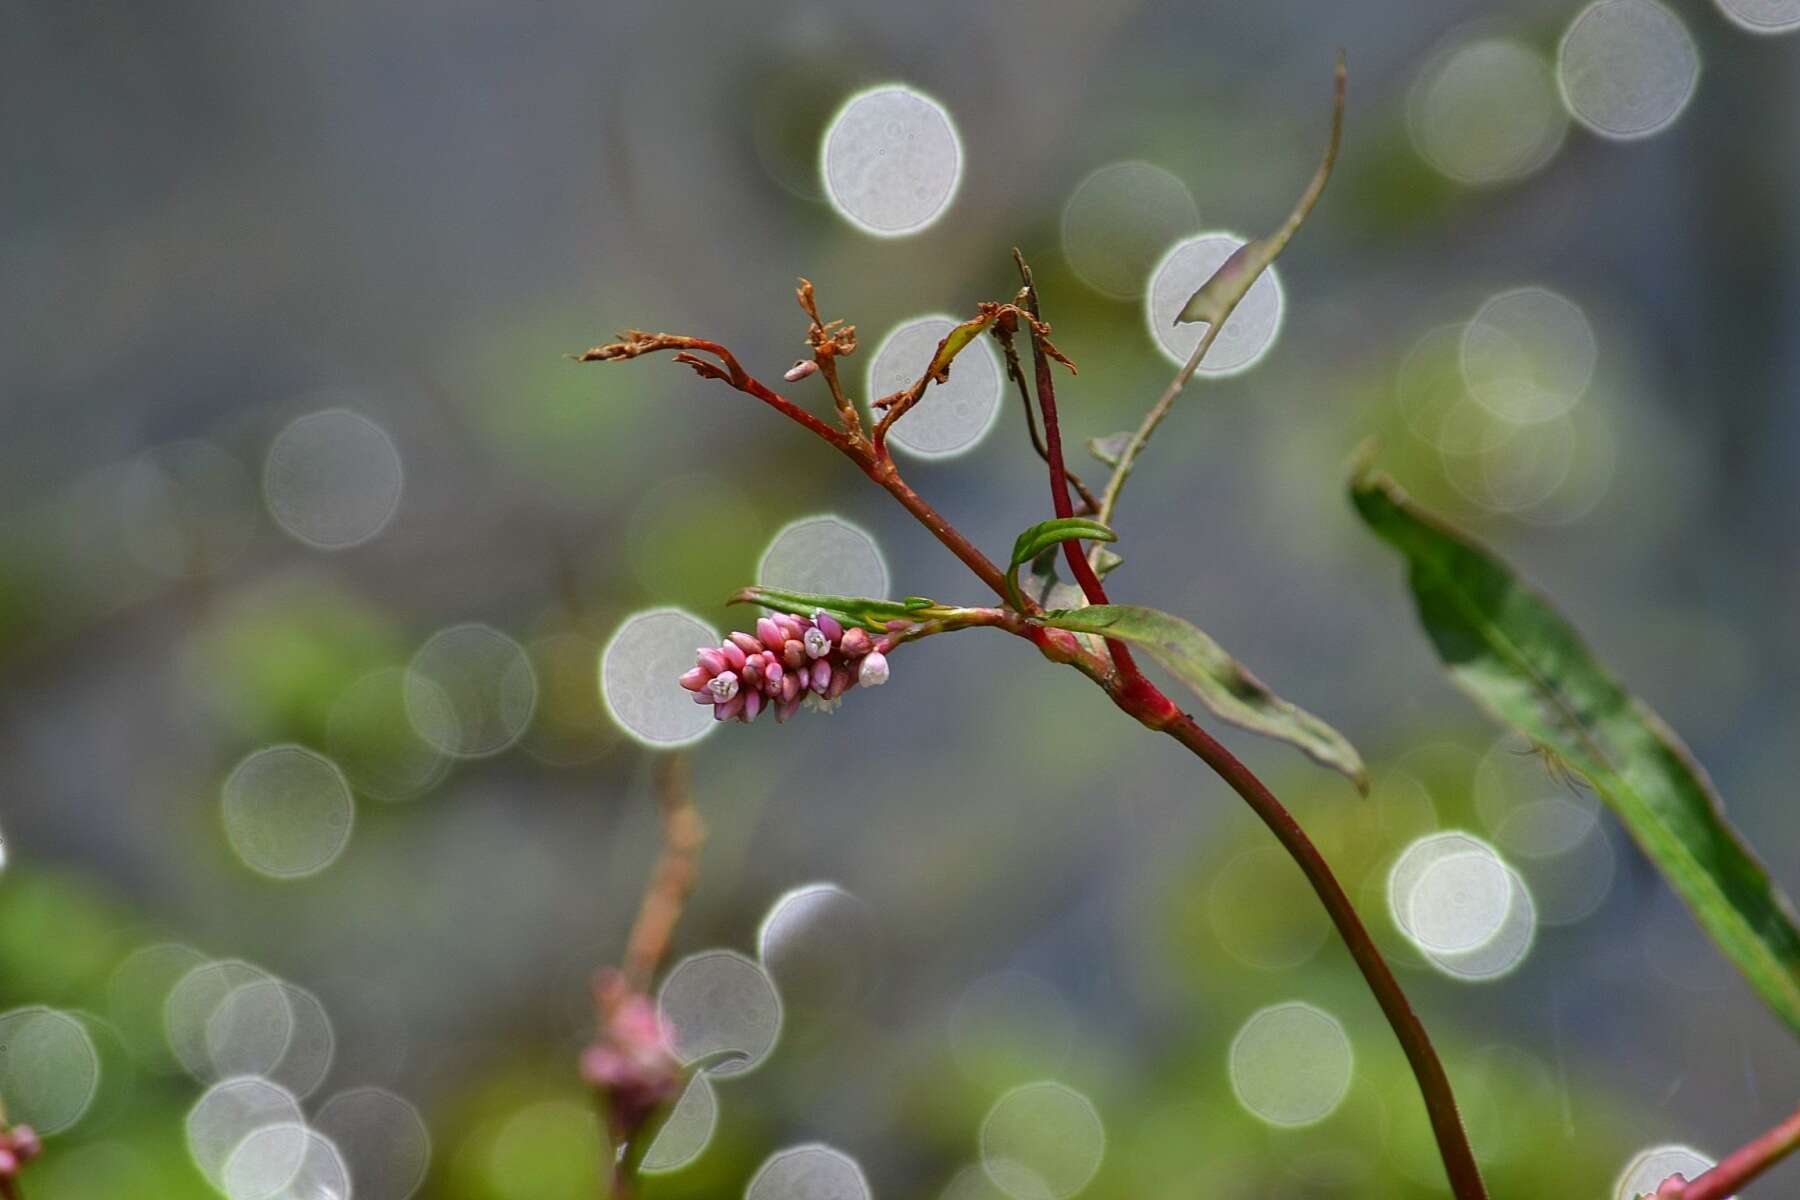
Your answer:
1088;432;1133;467
1005;518;1116;612
731;586;949;631
1351;467;1800;1036
1038;603;1367;790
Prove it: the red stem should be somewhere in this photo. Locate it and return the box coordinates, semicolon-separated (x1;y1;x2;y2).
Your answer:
1670;1099;1800;1199
1016;263;1144;678
1155;706;1488;1198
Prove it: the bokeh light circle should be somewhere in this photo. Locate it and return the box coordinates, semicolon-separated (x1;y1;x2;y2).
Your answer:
979;1081;1105;1199
222;1123;350;1200
1460;287;1597;424
404;624;538;758
656;949;782;1077
203;978;296;1081
637;1072;717;1174
1060;162;1200;299
315;1086;432;1200
1409;38;1567;185
108;941;209;1070
1145;233;1284;374
1558;0;1700;140
1407;850;1514;953
820;85;962;237
167;959;286;1080
600;607;719;748
757;882;877;1014
866;316;1004;459
746;1144;871;1200
221;746;355;880
1228;1002;1354;1128
185;1077;306;1189
0;1008;101;1135
264;409;405;550
1716;0;1800;33
1389;832;1538;979
758;516;889;598
1614;1143;1721;1200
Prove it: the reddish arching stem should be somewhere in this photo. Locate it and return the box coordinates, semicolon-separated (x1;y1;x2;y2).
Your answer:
1667;1099;1800;1199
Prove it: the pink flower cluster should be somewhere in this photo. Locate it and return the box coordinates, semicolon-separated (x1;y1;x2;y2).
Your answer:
681;611;891;724
581;970;682;1144
0;1125;41;1181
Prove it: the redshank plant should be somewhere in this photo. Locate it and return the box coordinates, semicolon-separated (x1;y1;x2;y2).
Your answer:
579;56;1800;1200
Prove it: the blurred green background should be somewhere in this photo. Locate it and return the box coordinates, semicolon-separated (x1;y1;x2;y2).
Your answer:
4;1;1800;1196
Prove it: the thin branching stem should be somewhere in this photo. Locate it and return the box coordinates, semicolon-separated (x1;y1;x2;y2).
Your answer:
1094;52;1345;532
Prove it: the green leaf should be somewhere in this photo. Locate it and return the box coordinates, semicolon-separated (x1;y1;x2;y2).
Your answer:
731;585;994;635
1037;603;1367;790
1005;518;1116;612
1088;432;1133;467
925;314;995;380
1351;466;1800;1036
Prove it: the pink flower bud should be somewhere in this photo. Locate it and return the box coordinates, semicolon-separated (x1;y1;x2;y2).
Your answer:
780;673;801;703
828;666;851;699
773;613;805;640
809;660;832;694
858;651;890;687
715;693;745;722
697;647;728;676
679;666;709;691
785;359;819;382
776;695;802;723
707;671;740;703
742;657;763;687
692;688;717;705
813;611;844;641
764;661;784;690
729;631;764;655
7;1128;38;1163
781;639;807;670
0;1149;16;1177
743;690;764;722
840;627;872;657
720;640;747;672
803;627;831;659
757;617;784;647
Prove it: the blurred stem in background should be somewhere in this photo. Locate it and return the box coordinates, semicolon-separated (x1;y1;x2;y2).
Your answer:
584;752;706;1200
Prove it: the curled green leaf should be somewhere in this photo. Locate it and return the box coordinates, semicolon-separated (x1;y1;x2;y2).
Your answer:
1351;466;1800;1037
1005;518;1116;612
1037;603;1367;791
